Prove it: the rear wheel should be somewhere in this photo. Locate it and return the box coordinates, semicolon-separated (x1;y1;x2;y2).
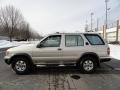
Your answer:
11;57;32;75
78;56;96;73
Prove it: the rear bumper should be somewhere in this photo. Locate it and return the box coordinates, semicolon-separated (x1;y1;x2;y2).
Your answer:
100;58;111;62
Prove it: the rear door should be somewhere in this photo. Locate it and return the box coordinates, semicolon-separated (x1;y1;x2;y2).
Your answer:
62;34;84;63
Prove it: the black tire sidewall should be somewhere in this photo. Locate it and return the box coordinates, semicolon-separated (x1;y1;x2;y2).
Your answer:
11;57;30;75
80;56;96;73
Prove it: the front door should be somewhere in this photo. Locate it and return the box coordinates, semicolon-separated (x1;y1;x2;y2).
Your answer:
33;35;62;64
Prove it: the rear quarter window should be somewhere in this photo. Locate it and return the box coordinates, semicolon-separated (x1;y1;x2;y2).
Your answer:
84;34;105;45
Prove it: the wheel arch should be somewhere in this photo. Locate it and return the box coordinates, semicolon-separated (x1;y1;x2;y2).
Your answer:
9;53;33;65
77;52;100;66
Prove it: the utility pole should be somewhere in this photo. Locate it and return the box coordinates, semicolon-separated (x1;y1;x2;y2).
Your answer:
96;18;99;32
85;20;88;32
105;0;110;40
91;12;94;32
105;0;110;29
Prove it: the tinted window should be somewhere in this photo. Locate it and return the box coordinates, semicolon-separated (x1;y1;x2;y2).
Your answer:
41;35;61;47
65;35;84;47
84;34;104;45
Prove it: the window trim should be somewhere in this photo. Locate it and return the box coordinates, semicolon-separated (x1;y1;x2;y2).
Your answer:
40;35;61;47
84;34;105;45
65;35;84;47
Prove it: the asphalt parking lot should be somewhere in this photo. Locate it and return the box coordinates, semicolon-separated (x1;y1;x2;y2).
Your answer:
0;48;120;90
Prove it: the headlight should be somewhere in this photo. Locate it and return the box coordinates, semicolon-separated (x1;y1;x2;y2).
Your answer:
6;50;10;56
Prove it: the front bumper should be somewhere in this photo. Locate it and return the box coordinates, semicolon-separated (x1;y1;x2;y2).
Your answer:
4;58;11;65
4;56;11;65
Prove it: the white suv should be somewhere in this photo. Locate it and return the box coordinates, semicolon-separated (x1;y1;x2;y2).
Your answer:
4;33;111;74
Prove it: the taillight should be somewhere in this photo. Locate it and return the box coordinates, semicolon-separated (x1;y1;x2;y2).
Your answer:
107;47;110;55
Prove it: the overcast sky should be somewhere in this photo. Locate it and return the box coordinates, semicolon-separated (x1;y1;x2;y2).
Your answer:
1;0;119;35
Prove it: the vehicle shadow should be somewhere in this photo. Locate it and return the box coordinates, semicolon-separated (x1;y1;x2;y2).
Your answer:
29;64;120;75
31;66;81;75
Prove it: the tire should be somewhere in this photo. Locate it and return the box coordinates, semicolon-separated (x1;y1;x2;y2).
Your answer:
11;57;32;75
78;56;96;73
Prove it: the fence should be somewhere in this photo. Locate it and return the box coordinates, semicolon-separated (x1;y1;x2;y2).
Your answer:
97;20;120;42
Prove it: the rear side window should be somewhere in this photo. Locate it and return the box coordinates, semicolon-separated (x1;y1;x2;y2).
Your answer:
65;35;84;47
84;34;105;45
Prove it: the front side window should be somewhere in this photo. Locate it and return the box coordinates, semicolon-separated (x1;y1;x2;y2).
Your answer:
41;35;61;47
65;35;84;47
84;34;105;45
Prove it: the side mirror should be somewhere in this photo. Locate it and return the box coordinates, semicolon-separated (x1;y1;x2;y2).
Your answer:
37;43;43;48
85;42;89;45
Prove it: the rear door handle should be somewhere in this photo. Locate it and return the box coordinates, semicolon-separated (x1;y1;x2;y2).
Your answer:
58;48;62;51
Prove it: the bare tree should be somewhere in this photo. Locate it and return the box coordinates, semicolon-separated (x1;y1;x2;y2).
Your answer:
0;5;24;41
0;5;42;41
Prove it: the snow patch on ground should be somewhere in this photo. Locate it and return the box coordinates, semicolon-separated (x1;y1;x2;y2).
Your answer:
0;40;38;49
109;44;120;60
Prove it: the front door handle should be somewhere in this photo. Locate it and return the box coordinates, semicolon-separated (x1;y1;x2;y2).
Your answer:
58;48;62;51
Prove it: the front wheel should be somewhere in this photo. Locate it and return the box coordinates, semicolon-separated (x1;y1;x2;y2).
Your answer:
79;56;96;73
11;57;31;75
